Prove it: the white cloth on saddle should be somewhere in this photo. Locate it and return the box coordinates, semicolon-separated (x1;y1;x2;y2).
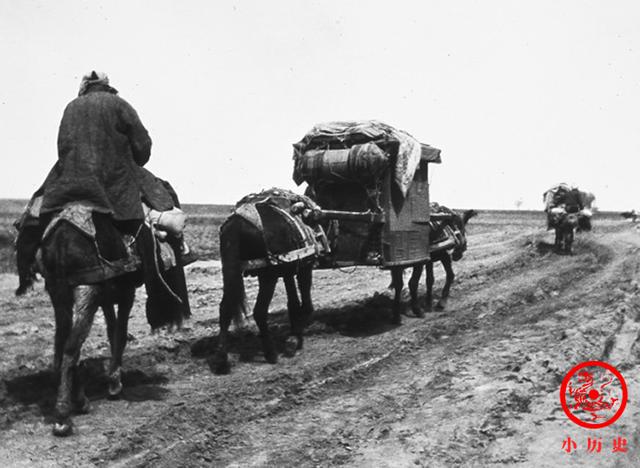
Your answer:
143;204;186;236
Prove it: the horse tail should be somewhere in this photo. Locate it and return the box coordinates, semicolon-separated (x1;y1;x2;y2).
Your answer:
219;217;248;328
40;223;69;289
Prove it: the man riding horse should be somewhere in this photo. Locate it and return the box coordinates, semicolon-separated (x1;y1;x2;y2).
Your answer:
16;71;192;436
15;71;192;295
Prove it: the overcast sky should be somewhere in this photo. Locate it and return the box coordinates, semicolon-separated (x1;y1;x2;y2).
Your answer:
1;0;639;210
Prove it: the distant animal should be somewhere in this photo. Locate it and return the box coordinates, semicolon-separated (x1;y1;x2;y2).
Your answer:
621;210;638;222
553;209;580;254
212;192;319;375
543;185;592;254
39;208;188;436
389;206;477;319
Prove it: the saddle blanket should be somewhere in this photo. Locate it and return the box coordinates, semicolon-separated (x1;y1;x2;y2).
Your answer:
41;204;177;285
232;188;330;271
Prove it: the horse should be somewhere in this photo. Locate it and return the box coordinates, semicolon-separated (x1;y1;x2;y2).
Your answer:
389;207;477;321
211;192;319;375
621;210;638;223
553;210;580;254
39;209;189;436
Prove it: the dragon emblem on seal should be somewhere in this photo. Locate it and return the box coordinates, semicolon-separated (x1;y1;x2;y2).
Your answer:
560;360;627;429
567;370;617;421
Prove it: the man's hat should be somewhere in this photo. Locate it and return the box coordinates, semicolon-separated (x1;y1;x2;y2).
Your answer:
78;70;111;96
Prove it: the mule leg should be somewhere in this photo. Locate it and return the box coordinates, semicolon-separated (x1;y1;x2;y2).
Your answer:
103;303;116;355
408;264;425;318
210;293;236;375
283;273;302;357
390;267;404;325
107;287;135;398
50;285;73;374
425;261;435;312
53;285;100;437
253;273;278;364
569;229;575;255
436;254;454;311
50;284;90;414
296;265;313;349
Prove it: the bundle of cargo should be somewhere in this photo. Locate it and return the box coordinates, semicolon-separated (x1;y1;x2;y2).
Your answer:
292;121;442;267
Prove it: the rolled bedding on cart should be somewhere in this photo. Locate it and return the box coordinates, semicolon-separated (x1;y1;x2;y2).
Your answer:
292;120;441;197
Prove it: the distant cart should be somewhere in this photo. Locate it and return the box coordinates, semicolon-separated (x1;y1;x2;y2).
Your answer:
292;120;442;268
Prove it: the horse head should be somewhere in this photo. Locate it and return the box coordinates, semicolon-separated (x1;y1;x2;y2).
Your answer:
451;209;478;261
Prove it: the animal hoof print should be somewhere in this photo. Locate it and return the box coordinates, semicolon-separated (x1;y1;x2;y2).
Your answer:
52;421;73;437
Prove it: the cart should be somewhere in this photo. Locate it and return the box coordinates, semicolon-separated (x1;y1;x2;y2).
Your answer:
292;120;442;268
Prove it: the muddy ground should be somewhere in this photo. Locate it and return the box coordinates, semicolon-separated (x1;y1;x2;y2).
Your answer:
1;212;639;467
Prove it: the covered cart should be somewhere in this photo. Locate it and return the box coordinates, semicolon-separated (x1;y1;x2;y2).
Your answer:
292;120;441;268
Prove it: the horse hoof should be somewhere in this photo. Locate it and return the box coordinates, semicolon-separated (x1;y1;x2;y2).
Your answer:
74;396;91;414
411;306;425;318
283;336;299;358
265;351;278;364
52;421;73;437
108;381;123;400
108;369;123;399
435;303;445;311
208;355;231;375
15;284;32;297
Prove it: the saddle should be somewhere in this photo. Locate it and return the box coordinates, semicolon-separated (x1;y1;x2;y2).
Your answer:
40;204;179;286
428;204;462;253
232;188;330;272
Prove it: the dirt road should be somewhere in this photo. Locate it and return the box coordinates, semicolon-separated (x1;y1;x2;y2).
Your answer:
1;214;639;467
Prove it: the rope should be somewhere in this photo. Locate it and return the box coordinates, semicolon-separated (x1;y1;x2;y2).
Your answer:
146;219;183;305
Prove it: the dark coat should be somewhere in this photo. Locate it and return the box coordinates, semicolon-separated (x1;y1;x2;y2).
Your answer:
41;85;154;221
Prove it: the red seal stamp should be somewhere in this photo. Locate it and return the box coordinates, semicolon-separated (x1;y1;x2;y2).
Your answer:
560;360;627;429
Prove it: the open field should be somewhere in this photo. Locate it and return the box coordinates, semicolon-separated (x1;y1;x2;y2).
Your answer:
0;204;639;467
0;202;234;273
